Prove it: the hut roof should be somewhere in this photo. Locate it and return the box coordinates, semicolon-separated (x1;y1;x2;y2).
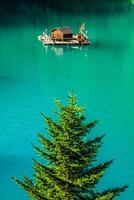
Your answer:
51;26;73;35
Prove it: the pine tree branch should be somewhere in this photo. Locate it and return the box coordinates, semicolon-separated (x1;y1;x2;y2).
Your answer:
74;160;114;188
86;120;99;129
41;112;63;137
33;159;92;194
33;159;53;171
85;135;105;146
51;137;104;171
95;185;128;200
37;133;54;150
33;162;72;195
82;160;113;177
12;177;50;200
72;120;98;138
32;143;56;162
56;142;88;166
45;117;63;136
78;120;99;137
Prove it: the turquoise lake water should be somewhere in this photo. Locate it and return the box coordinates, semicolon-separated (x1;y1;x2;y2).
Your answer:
0;7;134;199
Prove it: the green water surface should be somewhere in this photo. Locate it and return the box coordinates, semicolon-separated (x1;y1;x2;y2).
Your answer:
0;8;134;199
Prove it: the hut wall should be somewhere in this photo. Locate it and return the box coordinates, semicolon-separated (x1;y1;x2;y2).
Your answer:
51;30;63;40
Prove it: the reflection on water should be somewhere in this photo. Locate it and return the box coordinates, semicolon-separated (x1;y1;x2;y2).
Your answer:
43;44;89;56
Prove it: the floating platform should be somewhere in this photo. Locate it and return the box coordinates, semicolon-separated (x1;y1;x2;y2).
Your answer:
38;26;90;46
42;39;90;45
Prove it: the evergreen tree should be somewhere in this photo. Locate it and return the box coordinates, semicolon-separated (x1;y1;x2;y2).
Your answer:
13;95;128;200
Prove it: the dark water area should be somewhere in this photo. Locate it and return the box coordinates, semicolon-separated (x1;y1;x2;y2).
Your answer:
0;1;133;27
0;2;134;200
0;0;132;23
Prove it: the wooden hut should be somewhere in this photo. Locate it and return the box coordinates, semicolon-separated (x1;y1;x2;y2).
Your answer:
50;26;73;41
